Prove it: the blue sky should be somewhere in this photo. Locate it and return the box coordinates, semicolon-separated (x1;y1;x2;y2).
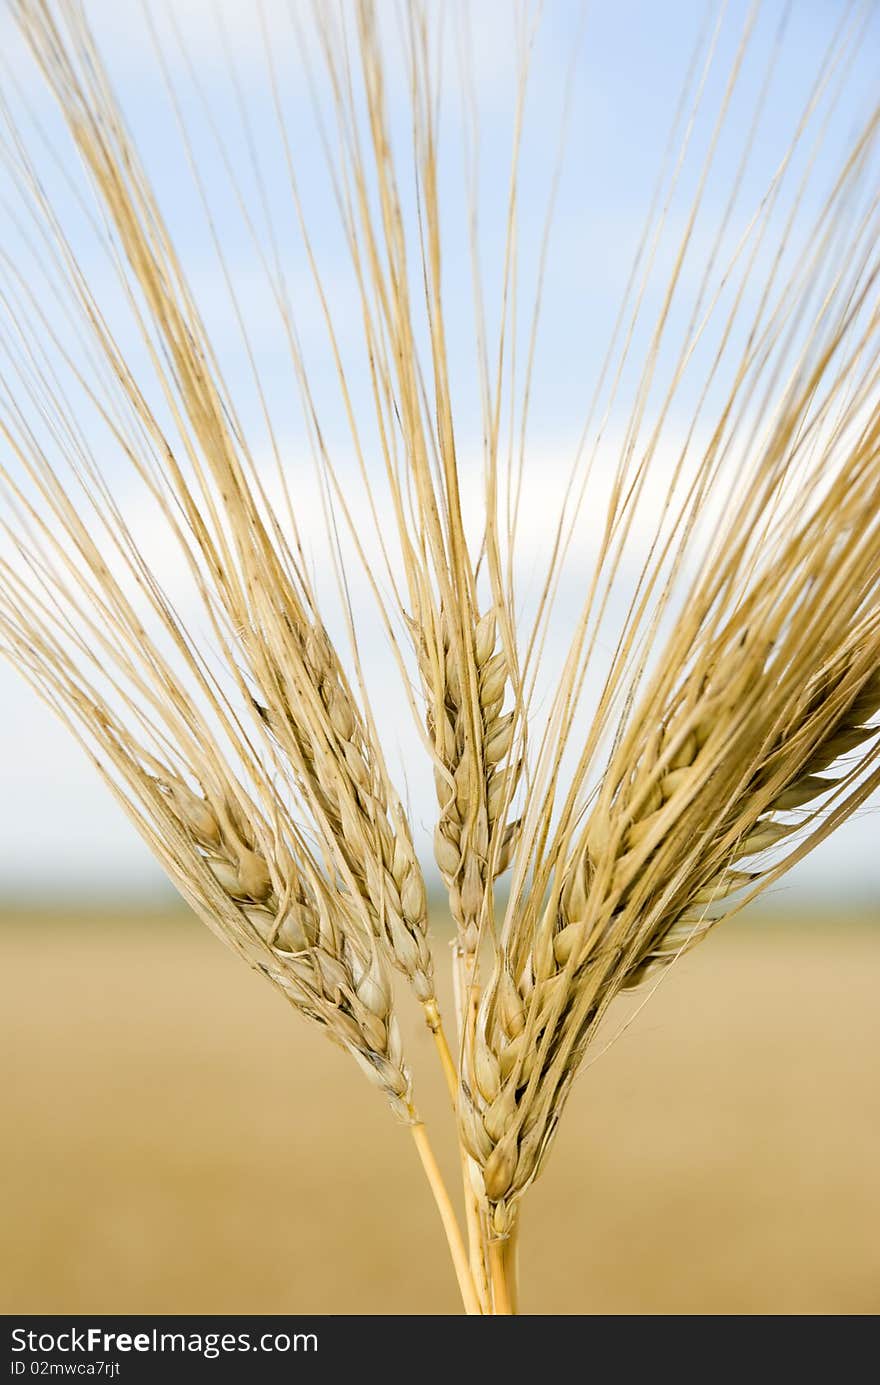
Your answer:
1;0;879;903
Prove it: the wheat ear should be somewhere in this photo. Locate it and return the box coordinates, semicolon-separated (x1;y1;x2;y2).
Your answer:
464;449;880;1235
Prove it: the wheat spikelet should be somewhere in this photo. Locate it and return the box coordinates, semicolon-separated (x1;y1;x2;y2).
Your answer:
420;604;522;954
169;779;413;1119
174;774;413;1116
618;662;880;987
250;617;434;1004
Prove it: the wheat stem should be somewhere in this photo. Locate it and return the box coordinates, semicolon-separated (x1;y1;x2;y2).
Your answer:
503;1214;521;1314
451;941;494;1311
426;973;490;1307
423;1000;459;1106
488;1238;514;1315
409;1122;481;1316
427;986;491;1310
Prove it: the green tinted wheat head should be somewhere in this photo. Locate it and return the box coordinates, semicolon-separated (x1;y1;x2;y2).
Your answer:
1;0;879;1314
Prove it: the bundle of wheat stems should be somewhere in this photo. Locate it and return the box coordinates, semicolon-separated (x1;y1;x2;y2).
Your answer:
1;0;879;1314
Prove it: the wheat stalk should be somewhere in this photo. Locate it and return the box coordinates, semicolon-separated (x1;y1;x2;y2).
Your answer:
1;0;879;1315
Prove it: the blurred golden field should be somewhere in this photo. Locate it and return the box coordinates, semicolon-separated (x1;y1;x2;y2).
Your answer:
2;906;879;1315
